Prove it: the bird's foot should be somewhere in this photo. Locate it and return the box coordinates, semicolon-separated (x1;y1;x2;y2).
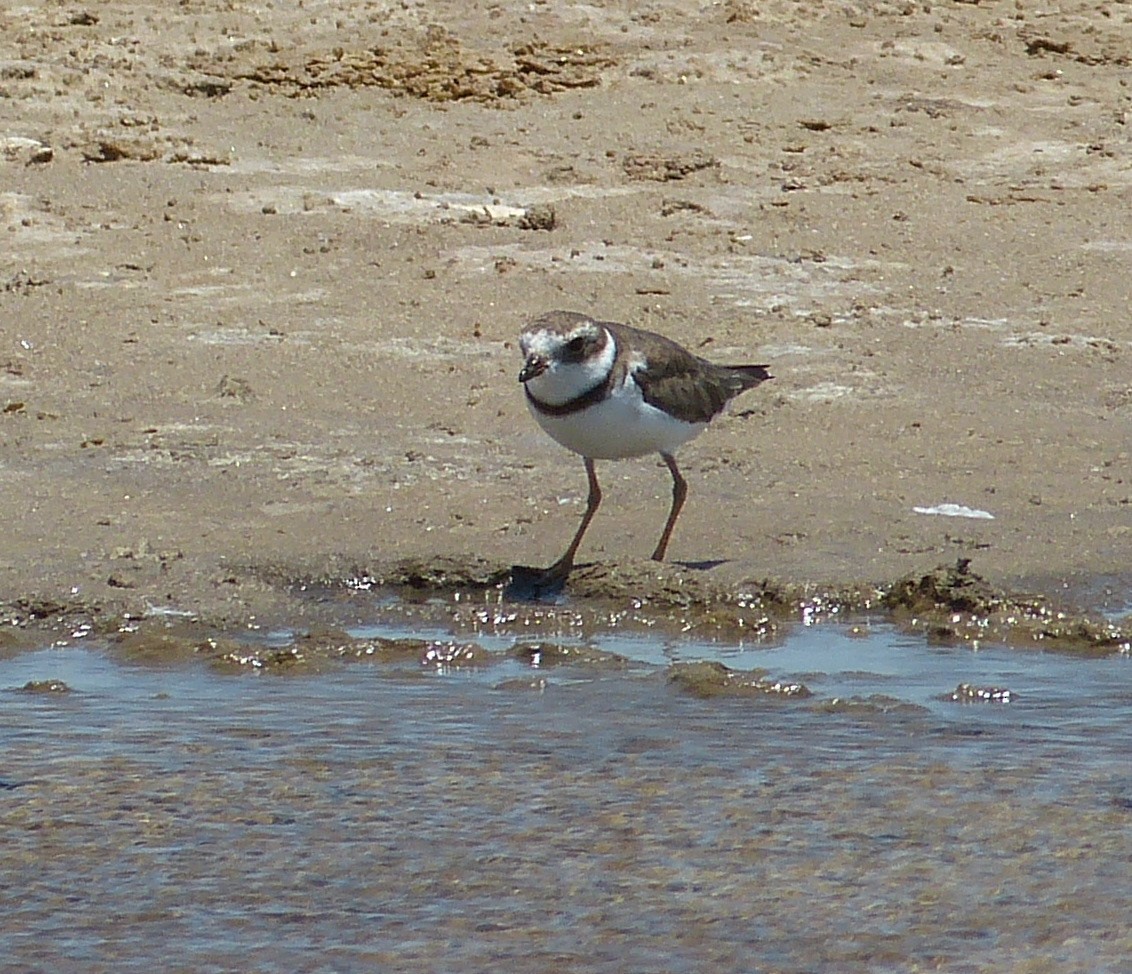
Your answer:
506;560;573;601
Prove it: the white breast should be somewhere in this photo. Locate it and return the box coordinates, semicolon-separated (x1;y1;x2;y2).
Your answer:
528;371;707;460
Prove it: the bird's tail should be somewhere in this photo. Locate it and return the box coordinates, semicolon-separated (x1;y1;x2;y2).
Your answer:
727;364;773;391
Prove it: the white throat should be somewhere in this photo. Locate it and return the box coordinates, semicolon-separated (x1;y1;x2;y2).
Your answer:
525;327;616;407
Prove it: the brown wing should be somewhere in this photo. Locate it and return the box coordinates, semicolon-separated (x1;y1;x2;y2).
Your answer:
606;321;771;424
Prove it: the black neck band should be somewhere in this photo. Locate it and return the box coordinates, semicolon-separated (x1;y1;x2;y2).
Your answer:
524;372;616;417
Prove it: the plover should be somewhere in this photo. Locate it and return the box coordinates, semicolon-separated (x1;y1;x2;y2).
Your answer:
518;310;772;579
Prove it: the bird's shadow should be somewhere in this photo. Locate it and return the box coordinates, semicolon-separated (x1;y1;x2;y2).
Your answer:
672;558;729;572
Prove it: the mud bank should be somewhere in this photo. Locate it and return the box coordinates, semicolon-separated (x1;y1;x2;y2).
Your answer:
2;557;1128;665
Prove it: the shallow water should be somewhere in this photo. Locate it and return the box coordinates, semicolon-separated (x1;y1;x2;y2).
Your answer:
2;622;1130;973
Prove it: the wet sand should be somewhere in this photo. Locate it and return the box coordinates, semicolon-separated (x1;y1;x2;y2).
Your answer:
1;0;1131;637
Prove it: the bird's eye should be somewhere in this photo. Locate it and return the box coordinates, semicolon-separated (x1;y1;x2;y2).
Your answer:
565;336;587;356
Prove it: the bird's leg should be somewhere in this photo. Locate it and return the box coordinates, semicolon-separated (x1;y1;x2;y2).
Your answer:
651;453;687;561
545;457;602;579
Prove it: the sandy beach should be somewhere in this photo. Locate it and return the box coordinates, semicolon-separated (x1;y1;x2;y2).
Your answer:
2;0;1130;632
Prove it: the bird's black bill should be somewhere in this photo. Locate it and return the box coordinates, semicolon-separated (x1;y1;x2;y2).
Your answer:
519;356;548;383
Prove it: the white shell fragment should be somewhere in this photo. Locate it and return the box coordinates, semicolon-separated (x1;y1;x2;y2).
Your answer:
912;503;995;520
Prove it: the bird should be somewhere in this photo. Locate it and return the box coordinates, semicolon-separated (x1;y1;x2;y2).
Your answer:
518;310;772;581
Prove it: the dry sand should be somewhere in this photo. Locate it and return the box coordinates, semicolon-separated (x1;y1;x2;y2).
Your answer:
2;0;1130;630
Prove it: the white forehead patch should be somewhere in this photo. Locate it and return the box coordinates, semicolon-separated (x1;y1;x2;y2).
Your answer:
521;320;600;359
519;328;559;359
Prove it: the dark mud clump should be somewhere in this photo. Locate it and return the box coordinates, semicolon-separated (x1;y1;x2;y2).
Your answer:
112;626;216;664
421;641;496;670
814;695;930;717
882;559;1132;654
209;644;311;673
110;621;435;673
16;679;71;694
510;642;630;670
209;629;473;673
0;626;44;657
667;661;811;700
944;683;1017;704
114;624;317;673
882;558;1017;615
0;595;111;637
493;676;549;692
350;556;512;593
562;560;758;609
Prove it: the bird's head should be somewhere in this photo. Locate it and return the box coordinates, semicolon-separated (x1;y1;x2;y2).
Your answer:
518;313;610;398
